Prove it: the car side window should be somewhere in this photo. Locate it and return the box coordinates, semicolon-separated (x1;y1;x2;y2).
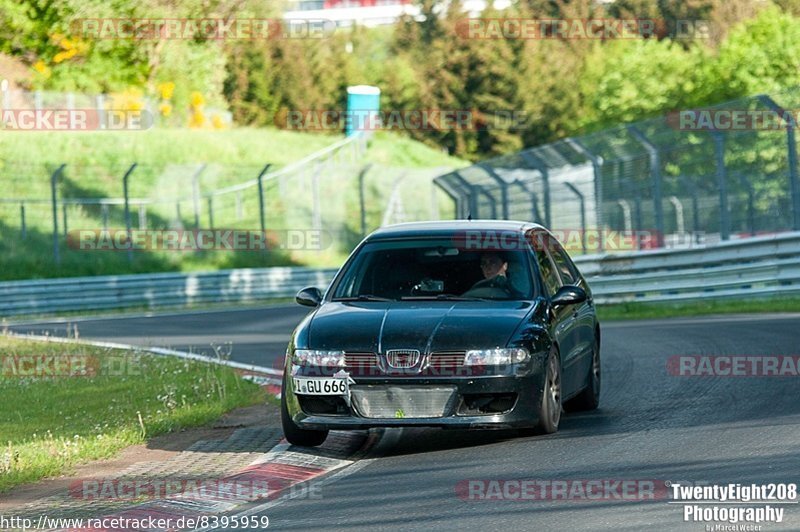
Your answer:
533;246;561;297
549;242;578;286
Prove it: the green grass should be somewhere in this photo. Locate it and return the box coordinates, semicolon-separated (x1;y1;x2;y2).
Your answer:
597;296;800;321
0;336;265;493
0;128;464;281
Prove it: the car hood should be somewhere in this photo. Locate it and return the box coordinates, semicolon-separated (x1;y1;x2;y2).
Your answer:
307;300;535;353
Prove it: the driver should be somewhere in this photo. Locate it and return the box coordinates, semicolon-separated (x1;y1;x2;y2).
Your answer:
465;253;515;296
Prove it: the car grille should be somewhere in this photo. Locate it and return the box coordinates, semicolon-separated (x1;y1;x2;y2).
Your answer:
344;352;378;375
428;352;466;369
350;386;458;418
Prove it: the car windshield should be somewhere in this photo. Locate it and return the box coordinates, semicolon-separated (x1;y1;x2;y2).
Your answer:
332;238;535;301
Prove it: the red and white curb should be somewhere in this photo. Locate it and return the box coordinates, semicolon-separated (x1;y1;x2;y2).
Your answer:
54;432;377;531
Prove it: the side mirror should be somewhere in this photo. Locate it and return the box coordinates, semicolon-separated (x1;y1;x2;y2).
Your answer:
296;287;322;307
551;285;587;307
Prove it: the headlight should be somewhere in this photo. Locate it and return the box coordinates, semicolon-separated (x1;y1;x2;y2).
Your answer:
464;347;529;366
293;349;346;367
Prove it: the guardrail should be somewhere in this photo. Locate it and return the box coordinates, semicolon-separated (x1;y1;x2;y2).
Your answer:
0;267;337;317
575;231;800;303
1;232;798;317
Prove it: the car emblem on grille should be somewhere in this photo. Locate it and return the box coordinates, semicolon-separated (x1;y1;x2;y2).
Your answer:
385;349;420;369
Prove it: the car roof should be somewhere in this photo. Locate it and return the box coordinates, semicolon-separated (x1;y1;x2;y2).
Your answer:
365;220;547;241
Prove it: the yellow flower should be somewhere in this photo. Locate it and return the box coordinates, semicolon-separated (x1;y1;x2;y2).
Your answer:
190;91;205;108
159;102;173;117
53;48;78;64
107;88;145;112
32;60;51;78
211;114;226;129
189;110;206;128
158;82;175;101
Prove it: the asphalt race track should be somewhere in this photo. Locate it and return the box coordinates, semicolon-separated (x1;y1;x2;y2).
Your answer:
9;310;800;530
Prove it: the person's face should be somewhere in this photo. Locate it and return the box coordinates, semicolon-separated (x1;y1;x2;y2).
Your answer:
480;255;507;279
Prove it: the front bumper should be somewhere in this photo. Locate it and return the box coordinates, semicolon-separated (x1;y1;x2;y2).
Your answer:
285;373;545;431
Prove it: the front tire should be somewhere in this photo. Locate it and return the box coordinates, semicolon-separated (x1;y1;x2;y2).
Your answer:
281;386;328;447
535;349;562;434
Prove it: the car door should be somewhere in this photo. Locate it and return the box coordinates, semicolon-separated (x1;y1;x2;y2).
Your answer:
531;237;582;397
547;240;595;391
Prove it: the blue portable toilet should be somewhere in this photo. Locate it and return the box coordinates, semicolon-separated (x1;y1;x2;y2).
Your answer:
346;85;380;137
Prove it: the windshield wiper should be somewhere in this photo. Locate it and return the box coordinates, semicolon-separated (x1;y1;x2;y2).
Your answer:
334;294;394;302
401;294;487;301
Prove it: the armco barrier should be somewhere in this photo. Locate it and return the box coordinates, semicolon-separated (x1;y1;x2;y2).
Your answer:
1;232;799;317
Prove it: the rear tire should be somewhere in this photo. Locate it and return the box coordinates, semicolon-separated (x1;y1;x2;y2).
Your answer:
566;340;601;412
535;349;562;434
281;385;328;447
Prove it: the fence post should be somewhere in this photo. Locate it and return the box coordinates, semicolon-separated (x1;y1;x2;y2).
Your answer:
358;164;372;237
96;95;106;129
478;163;509;220
451;171;477;218
736;173;756;237
191;164;206;229
311;163;322;232
520;151;551;227
433;176;465;219
712;133;730;241
677;176;701;244
566;139;605;251
122;163;137;264
256;164;271;235
207;196;214;230
20;203;26;240
668;196;685;236
626;126;664;248
51;164;66;266
564;182;587;254
62;203;68;237
617;200;632;235
758;95;800;230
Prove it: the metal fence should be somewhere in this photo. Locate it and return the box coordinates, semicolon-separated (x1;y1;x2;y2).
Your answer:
0;134;454;269
2;231;798;317
434;90;800;253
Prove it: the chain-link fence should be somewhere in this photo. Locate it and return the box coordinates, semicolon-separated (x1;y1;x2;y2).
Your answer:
0;134;455;275
435;90;800;254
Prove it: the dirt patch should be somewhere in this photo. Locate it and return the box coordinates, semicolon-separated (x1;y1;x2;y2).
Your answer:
0;54;31;89
0;401;280;510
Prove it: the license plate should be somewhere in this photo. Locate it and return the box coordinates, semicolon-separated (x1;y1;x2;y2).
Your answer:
293;377;349;396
